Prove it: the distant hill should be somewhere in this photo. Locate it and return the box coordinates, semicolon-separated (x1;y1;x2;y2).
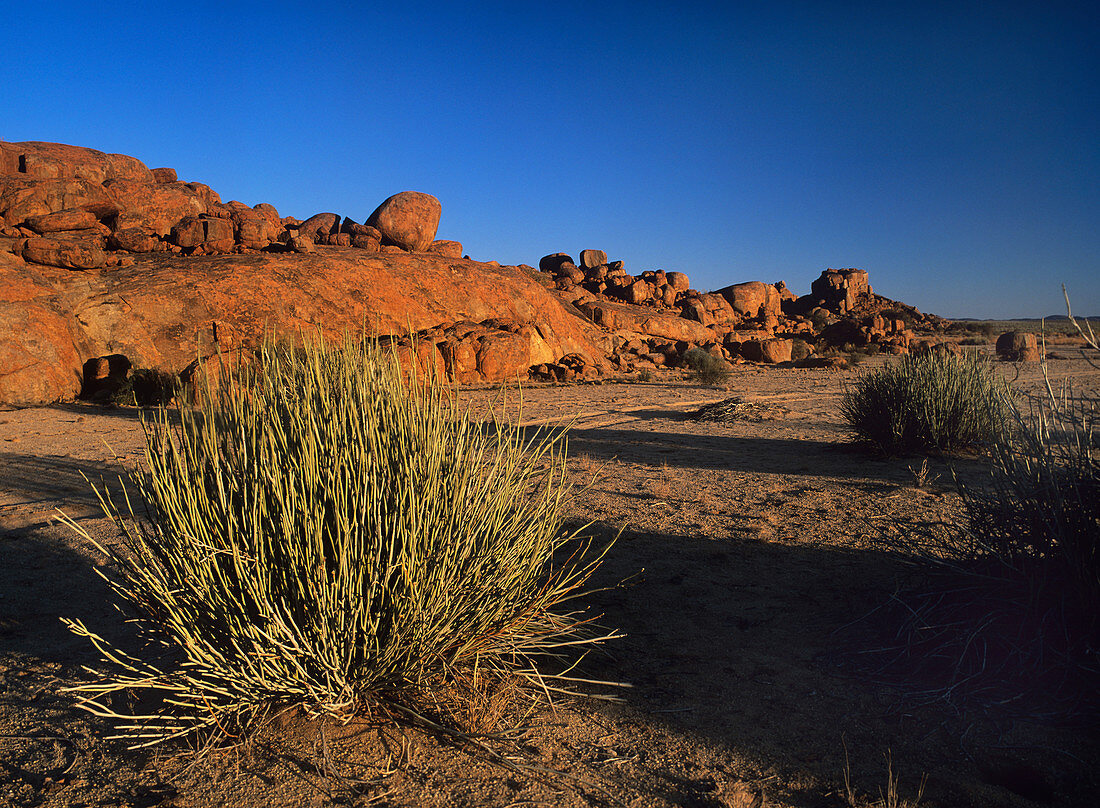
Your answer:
953;315;1100;322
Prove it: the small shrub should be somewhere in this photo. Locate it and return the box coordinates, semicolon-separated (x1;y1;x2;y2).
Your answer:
683;346;731;384
861;292;1099;717
107;368;179;407
841;350;1010;455
61;334;616;746
131;368;179;406
636;368;654;383
870;389;1098;716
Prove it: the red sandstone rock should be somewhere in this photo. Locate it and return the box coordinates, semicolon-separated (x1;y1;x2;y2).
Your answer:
0;141;154;184
579;249;608;270
809;268;872;314
151;167;177;183
351;234;381;251
298;212;341;241
995;331;1040;361
253;203;281;227
0;252;86;405
24;208;98;234
289;236;315;253
716;281;780;320
22;237;108;270
231;209;273;247
682;293;738;327
0;177;120;224
539;253;574;273
666;271;690;292
107;227;160;253
739;338;793;364
103;178;207;236
365;192;441;252
622;279;651;305
170;216;205;249
0;250;601;406
575;298;714;343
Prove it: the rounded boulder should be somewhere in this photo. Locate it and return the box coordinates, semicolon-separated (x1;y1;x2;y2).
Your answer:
365;192;441;253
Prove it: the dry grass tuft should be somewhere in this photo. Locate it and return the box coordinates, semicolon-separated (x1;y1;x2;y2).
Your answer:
59;333;620;748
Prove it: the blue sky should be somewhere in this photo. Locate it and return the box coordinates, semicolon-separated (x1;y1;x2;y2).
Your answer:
4;1;1096;318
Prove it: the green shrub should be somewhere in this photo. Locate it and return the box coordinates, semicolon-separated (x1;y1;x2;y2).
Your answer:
61;334;615;746
841;350;1010;455
683;346;731;384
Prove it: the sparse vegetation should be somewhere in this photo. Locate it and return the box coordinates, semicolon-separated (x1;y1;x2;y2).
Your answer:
106;368;179;407
60;334;616;747
872;385;1099;717
868;293;1098;719
841;745;926;808
841;350;1010;455
682;346;731;384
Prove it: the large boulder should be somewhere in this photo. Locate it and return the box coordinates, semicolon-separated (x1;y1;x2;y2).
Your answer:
739;338;793;364
298;212;341;241
0;177;120;224
24;208;98;234
682;293;738;327
575;298;715;343
427;239;462;258
716;281;780;320
102;178;207;236
995;331;1040;362
22;237;108;270
365;192;441;252
539;253;574;273
579;249;608;270
0;141;154;184
0;252;85;406
108;227;160;253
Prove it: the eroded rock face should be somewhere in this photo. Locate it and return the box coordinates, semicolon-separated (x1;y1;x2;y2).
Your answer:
0;249;601;406
365;192;441;252
0;141;154;184
716;281;780;321
808;268;872;314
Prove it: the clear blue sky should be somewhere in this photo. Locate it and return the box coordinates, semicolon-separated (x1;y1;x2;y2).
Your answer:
4;1;1097;318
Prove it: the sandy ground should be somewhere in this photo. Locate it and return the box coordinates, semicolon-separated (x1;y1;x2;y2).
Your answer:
1;352;1098;807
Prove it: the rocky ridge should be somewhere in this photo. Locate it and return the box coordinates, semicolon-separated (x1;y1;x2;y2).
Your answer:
1;140;950;408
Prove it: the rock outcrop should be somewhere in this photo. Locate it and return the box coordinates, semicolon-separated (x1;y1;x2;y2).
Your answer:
0;249;600;406
0;140;951;406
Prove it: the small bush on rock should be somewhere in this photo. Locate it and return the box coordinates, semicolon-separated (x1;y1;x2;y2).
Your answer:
61;334;615;746
841;350;1009;455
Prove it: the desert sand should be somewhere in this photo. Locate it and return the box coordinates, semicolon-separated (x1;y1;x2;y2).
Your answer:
1;352;1098;808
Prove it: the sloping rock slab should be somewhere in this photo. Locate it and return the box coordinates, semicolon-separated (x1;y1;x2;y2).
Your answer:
1;248;600;407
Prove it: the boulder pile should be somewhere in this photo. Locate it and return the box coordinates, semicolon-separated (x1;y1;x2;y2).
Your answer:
539;250;944;374
0;140;952;408
0;142;457;267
